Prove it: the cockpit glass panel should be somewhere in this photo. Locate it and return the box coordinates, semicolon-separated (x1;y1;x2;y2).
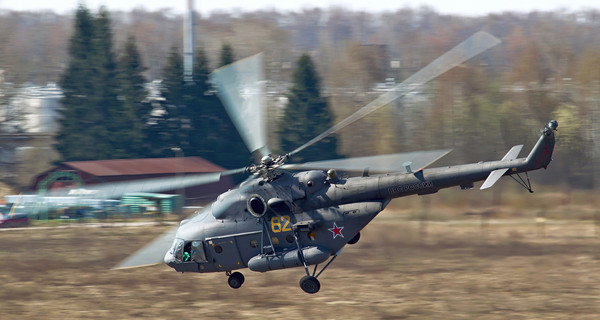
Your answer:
191;241;207;262
172;239;184;261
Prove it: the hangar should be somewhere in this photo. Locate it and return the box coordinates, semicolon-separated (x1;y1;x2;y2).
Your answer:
30;157;233;204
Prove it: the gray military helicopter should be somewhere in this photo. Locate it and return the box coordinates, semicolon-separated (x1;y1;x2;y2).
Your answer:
113;31;558;294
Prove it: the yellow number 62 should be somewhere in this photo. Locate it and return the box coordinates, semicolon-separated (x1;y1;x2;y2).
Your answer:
271;215;292;233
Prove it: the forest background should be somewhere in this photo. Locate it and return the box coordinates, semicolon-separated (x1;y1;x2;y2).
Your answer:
0;6;598;191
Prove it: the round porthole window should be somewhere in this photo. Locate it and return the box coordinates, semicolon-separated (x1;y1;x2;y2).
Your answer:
286;234;295;244
271;237;280;245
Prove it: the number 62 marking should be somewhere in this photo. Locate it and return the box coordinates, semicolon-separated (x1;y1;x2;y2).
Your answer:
271;215;292;233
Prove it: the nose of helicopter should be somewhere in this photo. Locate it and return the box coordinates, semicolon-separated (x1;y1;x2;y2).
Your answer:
164;250;177;268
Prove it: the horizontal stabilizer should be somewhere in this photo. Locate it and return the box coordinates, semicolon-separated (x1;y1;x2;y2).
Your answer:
480;168;509;190
281;149;452;174
480;145;523;190
501;144;523;161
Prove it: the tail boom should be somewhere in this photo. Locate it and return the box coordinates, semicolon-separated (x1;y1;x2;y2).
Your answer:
378;120;558;198
305;121;559;208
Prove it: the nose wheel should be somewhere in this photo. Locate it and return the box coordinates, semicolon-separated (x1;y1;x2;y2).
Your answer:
227;271;245;289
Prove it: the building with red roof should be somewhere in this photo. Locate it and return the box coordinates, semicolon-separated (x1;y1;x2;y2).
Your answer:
31;157;234;203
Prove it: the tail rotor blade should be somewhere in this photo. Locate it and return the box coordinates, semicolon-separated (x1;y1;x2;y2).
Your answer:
289;31;501;157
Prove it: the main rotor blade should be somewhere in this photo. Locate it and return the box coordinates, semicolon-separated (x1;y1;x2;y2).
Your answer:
210;53;270;157
48;168;246;199
113;225;178;269
289;31;501;157
281;149;451;173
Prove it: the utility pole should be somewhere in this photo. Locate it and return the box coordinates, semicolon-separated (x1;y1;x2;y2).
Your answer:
183;0;195;83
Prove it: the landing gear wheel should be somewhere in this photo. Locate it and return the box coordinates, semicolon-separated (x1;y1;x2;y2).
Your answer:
299;275;320;294
227;272;245;289
348;232;360;245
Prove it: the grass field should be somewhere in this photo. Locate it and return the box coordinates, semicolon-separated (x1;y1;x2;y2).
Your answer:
1;205;599;320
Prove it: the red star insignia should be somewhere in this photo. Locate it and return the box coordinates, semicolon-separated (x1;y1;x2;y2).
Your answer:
328;222;344;239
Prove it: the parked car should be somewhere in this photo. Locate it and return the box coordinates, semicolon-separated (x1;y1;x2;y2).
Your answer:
0;212;30;228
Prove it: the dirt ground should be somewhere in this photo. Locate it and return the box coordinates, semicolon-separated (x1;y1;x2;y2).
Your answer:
1;213;599;320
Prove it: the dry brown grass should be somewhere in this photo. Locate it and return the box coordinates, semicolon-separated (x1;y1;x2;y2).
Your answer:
1;211;599;319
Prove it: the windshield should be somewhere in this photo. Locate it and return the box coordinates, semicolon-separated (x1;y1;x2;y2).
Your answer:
170;239;207;263
171;239;184;261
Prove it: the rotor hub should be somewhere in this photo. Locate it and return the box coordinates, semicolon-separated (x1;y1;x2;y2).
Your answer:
247;154;290;181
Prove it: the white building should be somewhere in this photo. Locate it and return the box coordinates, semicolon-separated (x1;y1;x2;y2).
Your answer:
2;83;62;133
0;82;62;188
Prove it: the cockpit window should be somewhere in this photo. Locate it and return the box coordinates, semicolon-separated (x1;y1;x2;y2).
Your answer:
172;239;184;261
191;241;207;262
171;239;208;263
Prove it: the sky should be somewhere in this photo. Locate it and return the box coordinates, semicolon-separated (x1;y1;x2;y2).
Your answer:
0;0;599;16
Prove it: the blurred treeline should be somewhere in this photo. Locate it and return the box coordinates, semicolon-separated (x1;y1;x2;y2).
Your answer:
1;7;599;188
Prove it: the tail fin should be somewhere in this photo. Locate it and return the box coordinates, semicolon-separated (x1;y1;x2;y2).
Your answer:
525;120;558;170
480;120;558;190
480;145;523;190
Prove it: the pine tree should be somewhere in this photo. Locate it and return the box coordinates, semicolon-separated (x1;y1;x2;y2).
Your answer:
191;48;250;168
56;5;103;161
93;7;125;159
193;49;211;94
116;35;150;158
143;47;188;157
219;43;235;67
56;6;152;161
143;46;250;168
187;49;220;160
280;54;339;162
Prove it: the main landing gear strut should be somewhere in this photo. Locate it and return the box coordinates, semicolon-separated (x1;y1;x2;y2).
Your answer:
296;254;339;294
224;229;357;293
294;230;340;294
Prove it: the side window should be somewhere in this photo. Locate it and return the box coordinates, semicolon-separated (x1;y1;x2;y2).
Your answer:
191;241;207;262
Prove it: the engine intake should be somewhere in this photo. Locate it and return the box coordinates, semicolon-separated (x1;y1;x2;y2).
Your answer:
247;195;267;217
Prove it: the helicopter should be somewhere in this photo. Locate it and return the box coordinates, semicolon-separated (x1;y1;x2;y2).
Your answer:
113;31;558;294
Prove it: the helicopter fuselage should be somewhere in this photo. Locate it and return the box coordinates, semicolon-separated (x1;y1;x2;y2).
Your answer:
164;122;556;275
164;169;385;274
